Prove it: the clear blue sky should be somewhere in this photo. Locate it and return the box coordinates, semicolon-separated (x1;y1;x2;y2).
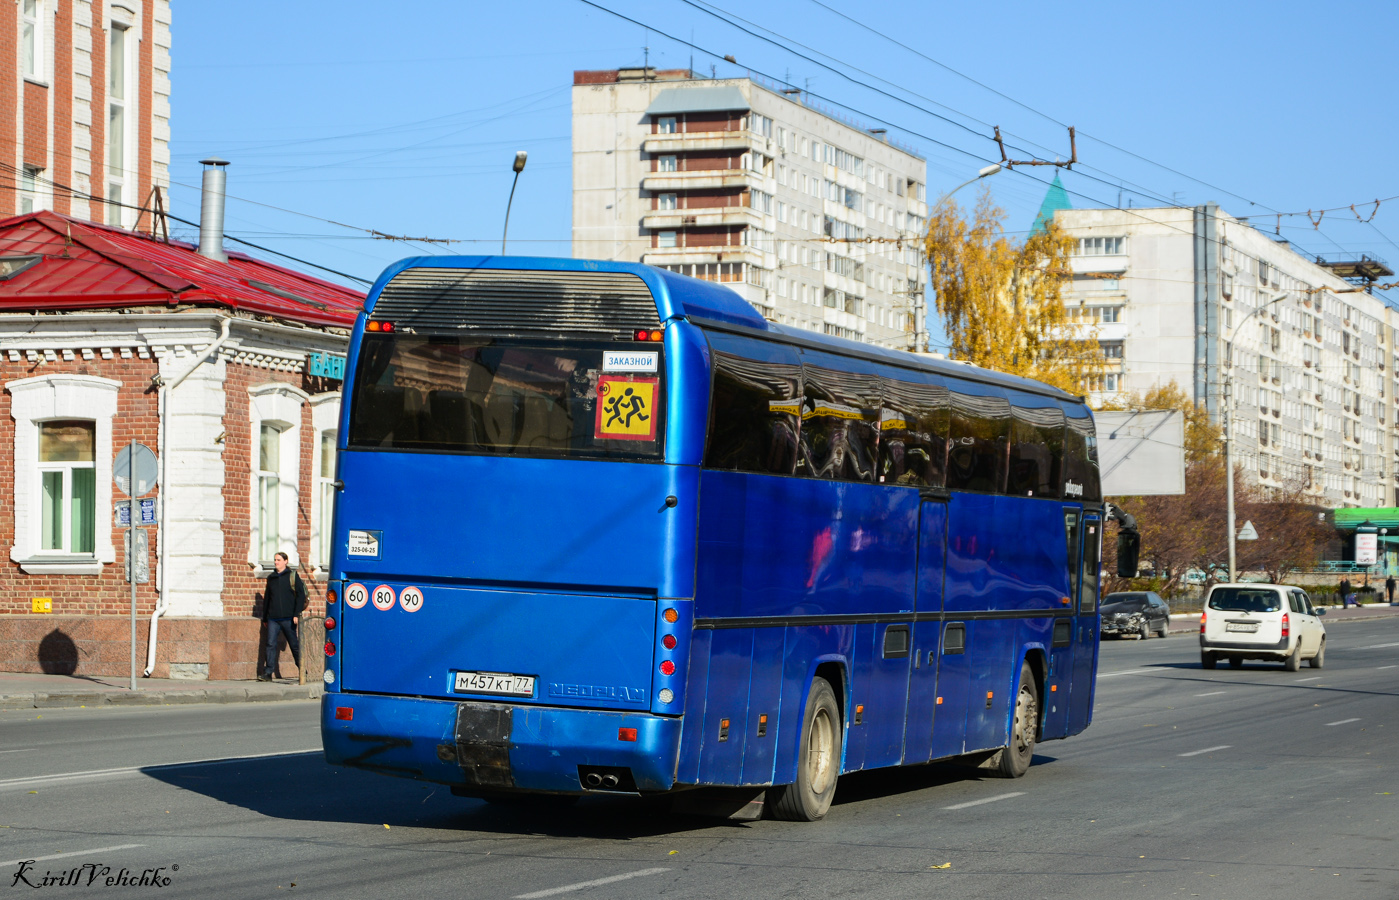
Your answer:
170;0;1399;311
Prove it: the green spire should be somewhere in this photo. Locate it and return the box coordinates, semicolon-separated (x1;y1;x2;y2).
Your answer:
1031;173;1071;235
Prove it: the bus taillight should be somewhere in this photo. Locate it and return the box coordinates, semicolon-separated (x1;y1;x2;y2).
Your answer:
326;589;337;606
663;608;678;623
325;641;336;657
660;660;675;676
366;321;395;332
662;634;676;649
324;617;336;631
634;329;663;342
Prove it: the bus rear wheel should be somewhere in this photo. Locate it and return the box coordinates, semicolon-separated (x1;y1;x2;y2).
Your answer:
768;676;841;821
994;663;1038;779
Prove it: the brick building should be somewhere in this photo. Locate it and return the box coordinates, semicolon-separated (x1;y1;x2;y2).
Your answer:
2;0;171;226
0;208;363;680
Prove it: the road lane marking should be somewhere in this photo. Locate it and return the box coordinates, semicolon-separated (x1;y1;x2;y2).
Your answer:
0;748;321;793
0;844;145;868
1359;642;1399;650
942;791;1026;810
1295;676;1321;682
514;868;671;899
1379;666;1398;670
0;748;35;754
1194;691;1227;697
1178;745;1231;757
1326;718;1361;726
1099;669;1153;678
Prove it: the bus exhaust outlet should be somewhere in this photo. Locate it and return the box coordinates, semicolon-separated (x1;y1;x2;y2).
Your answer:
578;765;637;792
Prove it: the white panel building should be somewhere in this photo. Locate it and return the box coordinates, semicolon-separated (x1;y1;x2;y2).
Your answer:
572;68;928;348
1055;205;1397;508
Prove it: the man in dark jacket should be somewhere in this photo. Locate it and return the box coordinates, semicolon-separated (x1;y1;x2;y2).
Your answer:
259;552;307;681
1338;577;1353;608
1387;574;1396;605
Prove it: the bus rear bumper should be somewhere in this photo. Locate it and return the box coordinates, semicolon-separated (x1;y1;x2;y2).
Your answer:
321;693;681;794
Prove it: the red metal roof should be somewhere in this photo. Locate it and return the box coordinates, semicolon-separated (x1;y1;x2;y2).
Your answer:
0;211;363;327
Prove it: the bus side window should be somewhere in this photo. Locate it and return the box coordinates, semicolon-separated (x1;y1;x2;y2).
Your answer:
1062;413;1102;501
878;377;948;487
1007;402;1065;498
797;366;879;483
946;391;1010;494
704;343;802;475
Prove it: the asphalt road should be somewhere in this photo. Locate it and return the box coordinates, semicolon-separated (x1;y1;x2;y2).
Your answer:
2;618;1396;899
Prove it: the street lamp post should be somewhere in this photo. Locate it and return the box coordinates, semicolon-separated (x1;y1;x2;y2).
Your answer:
917;163;1003;354
1224;292;1289;582
501;150;528;255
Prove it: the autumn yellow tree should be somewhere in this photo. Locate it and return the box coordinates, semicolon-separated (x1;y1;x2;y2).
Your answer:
924;187;1104;394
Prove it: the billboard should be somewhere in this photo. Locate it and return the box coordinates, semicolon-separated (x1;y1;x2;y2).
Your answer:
1096;409;1186;497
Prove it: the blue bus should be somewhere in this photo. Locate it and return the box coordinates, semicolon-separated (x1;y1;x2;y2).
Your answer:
320;257;1114;821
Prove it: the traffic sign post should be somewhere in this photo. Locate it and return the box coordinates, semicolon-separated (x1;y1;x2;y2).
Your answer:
117;441;158;691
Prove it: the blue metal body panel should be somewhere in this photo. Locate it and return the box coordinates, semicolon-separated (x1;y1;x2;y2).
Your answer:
324;255;1103;799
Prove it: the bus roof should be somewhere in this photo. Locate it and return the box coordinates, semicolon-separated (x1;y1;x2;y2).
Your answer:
365;255;1083;405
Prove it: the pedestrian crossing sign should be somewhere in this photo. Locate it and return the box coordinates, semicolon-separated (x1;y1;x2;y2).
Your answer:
595;375;658;441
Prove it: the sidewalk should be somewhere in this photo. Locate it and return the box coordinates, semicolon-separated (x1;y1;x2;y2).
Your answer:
1165;602;1399;634
0;671;321;709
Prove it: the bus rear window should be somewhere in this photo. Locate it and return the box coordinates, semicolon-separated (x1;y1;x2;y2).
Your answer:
348;334;664;459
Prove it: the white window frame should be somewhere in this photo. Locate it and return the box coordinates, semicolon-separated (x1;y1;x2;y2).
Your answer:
19;165;45;214
658;155;677;173
7;375;121;574
658;192;677;211
249;383;308;571
310;392;341;575
21;0;46;83
37;421;97;555
656;116;677;134
657;230;677;249
105;11;140;228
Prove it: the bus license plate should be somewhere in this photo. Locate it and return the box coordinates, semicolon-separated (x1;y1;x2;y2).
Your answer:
1226;623;1259;633
453;671;535;697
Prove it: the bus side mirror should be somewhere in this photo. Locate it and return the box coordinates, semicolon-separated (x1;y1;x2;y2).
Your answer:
1116;531;1140;578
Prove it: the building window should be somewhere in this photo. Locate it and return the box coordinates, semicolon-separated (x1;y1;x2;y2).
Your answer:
658;155;677;173
317;430;337;565
1100;306;1122;324
657;230;677;249
19;166;43;214
657;116;677;134
257;424;283;561
658;192;677;211
38;421;96;555
107;23;134;226
8;374;120;574
1101;341;1124;359
22;0;44;80
1076;237;1126;256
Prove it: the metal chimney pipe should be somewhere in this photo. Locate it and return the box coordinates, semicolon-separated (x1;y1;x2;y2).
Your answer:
197;157;230;262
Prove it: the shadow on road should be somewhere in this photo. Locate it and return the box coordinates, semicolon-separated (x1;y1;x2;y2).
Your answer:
141;747;1054;836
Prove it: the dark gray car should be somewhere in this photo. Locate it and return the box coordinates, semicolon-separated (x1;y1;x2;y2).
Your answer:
1101;591;1170;639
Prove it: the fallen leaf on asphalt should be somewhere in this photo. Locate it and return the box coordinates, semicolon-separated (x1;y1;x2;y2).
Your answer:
383;824;390;829
929;863;951;869
27;791;36;794
668;850;679;856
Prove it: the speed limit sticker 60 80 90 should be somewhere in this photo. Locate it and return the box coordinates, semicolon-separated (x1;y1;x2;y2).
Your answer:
344;582;369;609
398;586;424;613
371;584;396;611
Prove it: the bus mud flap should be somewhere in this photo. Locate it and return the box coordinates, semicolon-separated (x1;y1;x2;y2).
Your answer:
438;702;514;788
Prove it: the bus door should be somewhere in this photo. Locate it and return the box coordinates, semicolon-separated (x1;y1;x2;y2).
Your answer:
1066;514;1102;734
907;490;958;764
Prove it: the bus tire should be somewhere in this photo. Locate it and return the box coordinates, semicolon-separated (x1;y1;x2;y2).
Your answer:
995;663;1038;779
768;676;841;821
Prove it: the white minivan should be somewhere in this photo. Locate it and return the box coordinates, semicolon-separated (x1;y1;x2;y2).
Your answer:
1199;584;1327;671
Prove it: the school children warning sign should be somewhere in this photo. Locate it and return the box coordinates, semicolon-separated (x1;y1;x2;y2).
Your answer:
595;375;658;441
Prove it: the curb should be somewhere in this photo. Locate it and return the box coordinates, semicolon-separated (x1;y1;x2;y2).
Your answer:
0;684;321;710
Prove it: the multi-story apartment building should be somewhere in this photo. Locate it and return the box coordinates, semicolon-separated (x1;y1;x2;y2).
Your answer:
2;0;171;227
1056;204;1397;508
572;68;928;349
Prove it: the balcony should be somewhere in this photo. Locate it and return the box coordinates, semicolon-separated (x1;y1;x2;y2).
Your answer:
641;245;765;269
642;169;763;193
642;131;763;155
641;207;763;230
